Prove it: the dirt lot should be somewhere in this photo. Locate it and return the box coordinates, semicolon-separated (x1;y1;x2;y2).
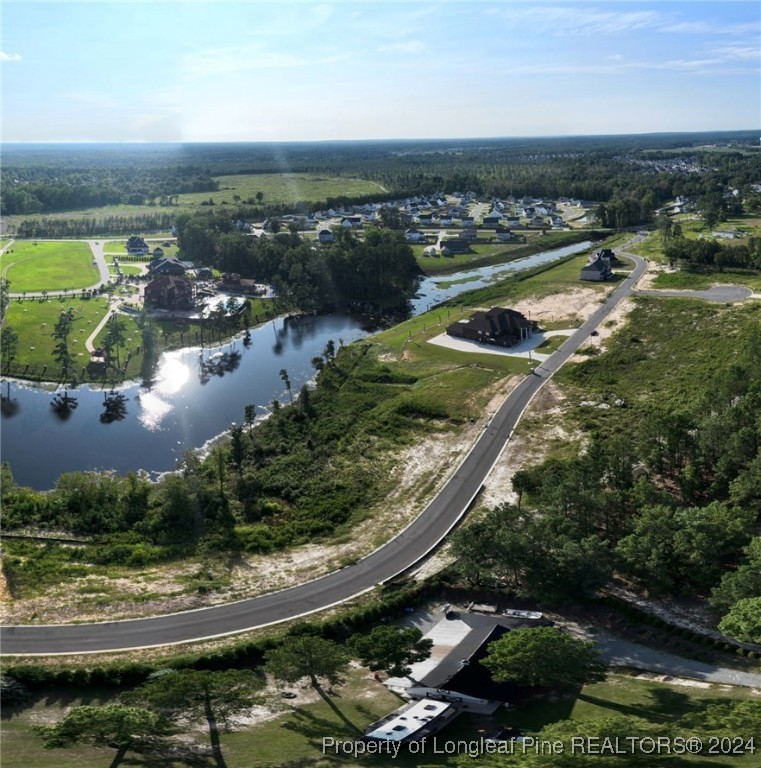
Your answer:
510;287;605;325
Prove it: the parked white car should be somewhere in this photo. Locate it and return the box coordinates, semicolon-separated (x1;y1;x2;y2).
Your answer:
504;609;543;620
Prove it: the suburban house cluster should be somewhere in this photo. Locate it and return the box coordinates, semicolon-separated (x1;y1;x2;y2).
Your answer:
231;191;600;259
125;236;268;314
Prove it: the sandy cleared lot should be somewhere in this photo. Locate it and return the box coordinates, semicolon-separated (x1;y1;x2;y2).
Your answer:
512;286;609;323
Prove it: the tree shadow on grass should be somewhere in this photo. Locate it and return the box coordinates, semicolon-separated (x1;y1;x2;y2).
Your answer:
576;693;670;723
1;686;120;720
280;700;362;749
646;687;736;722
315;685;362;735
280;706;347;745
120;744;217;768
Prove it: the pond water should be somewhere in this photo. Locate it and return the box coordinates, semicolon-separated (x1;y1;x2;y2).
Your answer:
1;240;591;489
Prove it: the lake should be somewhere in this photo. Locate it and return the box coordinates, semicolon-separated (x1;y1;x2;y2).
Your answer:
1;241;591;489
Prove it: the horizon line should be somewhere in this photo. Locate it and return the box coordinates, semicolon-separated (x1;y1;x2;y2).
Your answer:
2;129;760;147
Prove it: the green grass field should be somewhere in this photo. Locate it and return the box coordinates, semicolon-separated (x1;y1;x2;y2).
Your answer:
651;270;761;291
416;231;594;275
508;674;759;766
2;671;757;768
0;241;99;292
176;173;384;207
110;263;144;276
2;296;112;375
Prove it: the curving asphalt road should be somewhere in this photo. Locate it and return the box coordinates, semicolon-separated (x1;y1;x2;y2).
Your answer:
0;248;648;656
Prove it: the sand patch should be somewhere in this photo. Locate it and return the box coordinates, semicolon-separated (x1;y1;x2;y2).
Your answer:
510;287;605;325
479;381;577;510
568;296;636;362
633;672;711;689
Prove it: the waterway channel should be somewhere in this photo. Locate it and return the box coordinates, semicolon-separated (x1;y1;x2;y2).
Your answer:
1;241;591;489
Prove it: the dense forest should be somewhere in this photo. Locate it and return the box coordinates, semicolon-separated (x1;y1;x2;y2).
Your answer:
3;132;759;226
175;212;419;312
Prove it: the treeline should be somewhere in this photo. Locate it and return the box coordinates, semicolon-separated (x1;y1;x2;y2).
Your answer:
1;166;218;215
666;236;761;271
4;135;759;226
176;212;420;312
451;336;761;643
14;213;177;239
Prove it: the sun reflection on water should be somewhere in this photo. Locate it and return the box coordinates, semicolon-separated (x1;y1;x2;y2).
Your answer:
137;355;190;430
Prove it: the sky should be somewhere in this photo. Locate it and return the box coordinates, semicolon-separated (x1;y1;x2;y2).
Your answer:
1;0;759;143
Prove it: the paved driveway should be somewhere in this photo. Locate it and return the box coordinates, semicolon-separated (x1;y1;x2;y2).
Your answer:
636;285;754;302
594;631;761;688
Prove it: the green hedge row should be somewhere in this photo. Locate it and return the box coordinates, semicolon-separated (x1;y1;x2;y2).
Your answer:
599;594;760;658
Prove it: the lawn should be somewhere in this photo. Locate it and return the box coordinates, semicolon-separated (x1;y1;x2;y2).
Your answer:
111;263;144;276
177;173;383;207
0;241;99;293
507;673;759;766
416;231;593;275
2;289;278;383
1;296;112;378
3;671;757;768
651;269;761;291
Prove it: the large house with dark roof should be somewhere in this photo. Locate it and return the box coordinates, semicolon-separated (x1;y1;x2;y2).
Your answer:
144;276;194;310
440;239;471;256
580;251;614;281
127;236;149;255
150;256;186;276
447;307;537;347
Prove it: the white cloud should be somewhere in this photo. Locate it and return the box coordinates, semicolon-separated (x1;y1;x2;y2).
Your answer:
1;51;22;62
710;45;761;61
508;56;758;77
309;3;336;28
181;46;306;77
377;40;426;54
660;21;760;36
178;44;351;79
487;6;661;36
